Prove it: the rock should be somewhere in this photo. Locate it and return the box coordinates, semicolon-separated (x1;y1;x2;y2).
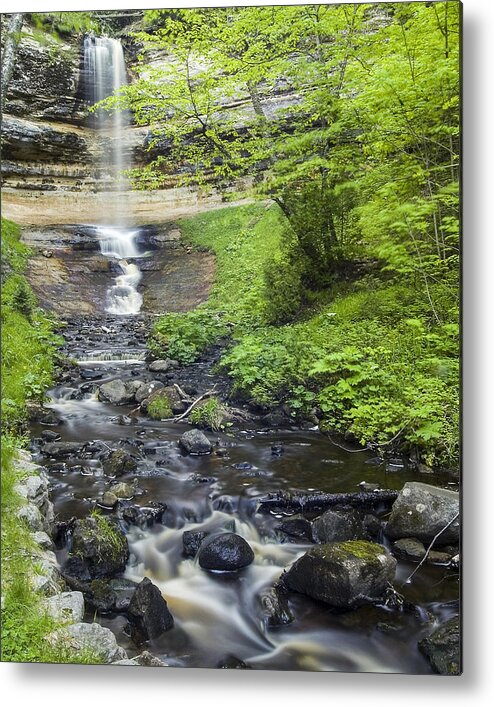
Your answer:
44;592;85;623
42;441;85;458
108;578;139;612
277;515;314;542
109;482;135;499
118;502;167;528
198;533;255;572
385;482;460;544
46;623;127;663
257;586;294;627
127;577;174;645
41;429;61;442
87;580;118;613
18;503;44;532
67;516;129;580
426;551;452;565
148;359;173;373
101;491;118;508
312;509;368;544
32;552;61;595
283;540;397;609
418;616;461;675
179;429;213;456
98;380;134;405
102;449;138;477
32;530;54;550
135;381;164;404
182;530;208;558
217;655;252;669
271;443;284;456
113;651;167;667
393;538;426;561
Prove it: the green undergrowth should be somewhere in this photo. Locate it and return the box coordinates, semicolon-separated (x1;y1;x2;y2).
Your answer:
149;204;458;469
1;218;62;434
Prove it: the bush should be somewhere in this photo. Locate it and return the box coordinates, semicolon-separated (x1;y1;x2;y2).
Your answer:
189;396;224;431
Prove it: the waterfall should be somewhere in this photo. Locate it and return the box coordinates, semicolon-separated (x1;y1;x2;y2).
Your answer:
84;35;143;315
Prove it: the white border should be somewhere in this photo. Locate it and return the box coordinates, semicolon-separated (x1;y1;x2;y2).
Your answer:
1;0;493;704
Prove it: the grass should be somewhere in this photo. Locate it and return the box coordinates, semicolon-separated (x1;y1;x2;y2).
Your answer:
147;392;173;420
189;396;225;431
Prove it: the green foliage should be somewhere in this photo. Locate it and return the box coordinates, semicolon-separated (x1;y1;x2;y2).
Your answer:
189;396;224;431
147;393;173;420
31;11;99;39
1;220;62;434
85;510;127;562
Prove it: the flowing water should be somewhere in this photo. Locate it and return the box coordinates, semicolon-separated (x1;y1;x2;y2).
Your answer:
30;316;460;673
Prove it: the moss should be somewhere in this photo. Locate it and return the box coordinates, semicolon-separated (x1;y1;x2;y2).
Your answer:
147;393;173;420
337;540;386;563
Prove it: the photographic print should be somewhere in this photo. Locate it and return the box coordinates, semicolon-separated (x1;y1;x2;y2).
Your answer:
1;1;461;673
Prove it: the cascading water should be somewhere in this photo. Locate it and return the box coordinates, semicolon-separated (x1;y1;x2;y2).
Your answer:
84;35;143;315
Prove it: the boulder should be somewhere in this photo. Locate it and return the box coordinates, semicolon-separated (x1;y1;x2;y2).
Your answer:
312;509;368;543
67;516;129;580
179;429;213;456
98;380;134;405
182;529;208;558
283;540;397;609
392;538;427;561
118;502;167;528
87;580;118;613
385;482;460;544
44;591;85;623
127;577;174;645
148;359;174;373
42;441;85;458
135;381;164;405
257;586;294;627
277;515;314;542
198;533;255;572
418;616;461;675
102;449;138;477
46;622;127;663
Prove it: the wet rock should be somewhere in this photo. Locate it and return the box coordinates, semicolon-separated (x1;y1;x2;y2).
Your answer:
179;429;213;456
102;449;138;477
127;577;174;645
42;441;85;458
217;655;252;669
101;492;118;508
257;586;294;627
108;578;139;612
98;379;134;406
109;482;135;499
277;515;314;542
198;533;255;572
43;591;85;623
312;509;368;544
385;482;460;545
187;473;218;484
46;623;127;663
283;540;397;609
271;443;284;456
182;529;208;558
393;538;426;561
418;616;461;675
67;516;129;580
426;550;452;565
108;415;135;426
135;381;164;405
87;580;118;613
118;502;167;528
40;429;61;442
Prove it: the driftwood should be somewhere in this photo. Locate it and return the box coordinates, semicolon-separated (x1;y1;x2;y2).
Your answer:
256;489;399;513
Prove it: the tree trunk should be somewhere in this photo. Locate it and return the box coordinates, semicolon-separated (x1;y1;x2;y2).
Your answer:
256;489;399;512
247;80;267;119
1;13;24;110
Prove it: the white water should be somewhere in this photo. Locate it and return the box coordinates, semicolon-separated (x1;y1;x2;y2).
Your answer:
84;36;143;315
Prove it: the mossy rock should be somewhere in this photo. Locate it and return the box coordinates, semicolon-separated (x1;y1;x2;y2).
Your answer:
283;540;396;609
68;514;129;580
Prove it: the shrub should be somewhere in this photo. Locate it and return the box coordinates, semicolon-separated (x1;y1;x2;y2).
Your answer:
189;396;224;431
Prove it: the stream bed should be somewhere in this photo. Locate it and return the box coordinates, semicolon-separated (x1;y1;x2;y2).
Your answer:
30;314;459;673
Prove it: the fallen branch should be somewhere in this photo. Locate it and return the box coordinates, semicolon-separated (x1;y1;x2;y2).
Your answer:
256;489;399;513
402;512;460;585
173;382;190;401
173;387;217;422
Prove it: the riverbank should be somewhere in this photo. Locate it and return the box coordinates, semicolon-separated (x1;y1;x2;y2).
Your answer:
149;203;460;472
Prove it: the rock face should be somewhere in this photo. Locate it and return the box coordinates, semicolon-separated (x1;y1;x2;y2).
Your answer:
283;541;397;609
180;429;213;456
418;616;461;675
66;516;129;580
127;577;174;645
198;533;255;572
385;482;460;545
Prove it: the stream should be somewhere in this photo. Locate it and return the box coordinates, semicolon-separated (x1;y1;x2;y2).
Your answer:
29;312;459;673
